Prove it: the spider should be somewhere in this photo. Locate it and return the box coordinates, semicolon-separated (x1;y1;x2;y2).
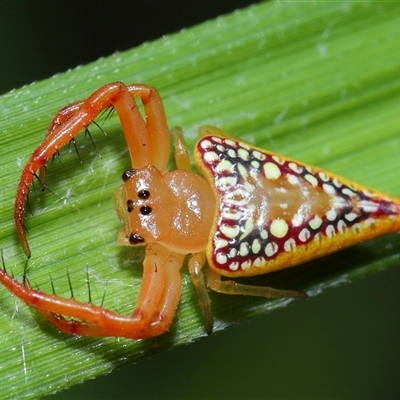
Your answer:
1;82;400;339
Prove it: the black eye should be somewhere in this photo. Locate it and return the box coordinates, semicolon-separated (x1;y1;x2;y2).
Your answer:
129;232;145;244
122;169;136;181
126;199;134;213
138;189;150;199
140;206;152;215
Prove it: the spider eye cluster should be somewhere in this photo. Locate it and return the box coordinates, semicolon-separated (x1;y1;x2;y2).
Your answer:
121;168;136;181
138;190;152;215
140;205;152;215
127;199;134;213
129;232;145;244
138;189;150;199
126;190;153;215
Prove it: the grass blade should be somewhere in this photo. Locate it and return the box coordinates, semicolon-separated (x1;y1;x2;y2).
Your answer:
0;1;399;398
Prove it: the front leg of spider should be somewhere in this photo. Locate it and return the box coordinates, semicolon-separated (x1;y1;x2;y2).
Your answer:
0;243;184;338
5;82;197;338
14;82;170;258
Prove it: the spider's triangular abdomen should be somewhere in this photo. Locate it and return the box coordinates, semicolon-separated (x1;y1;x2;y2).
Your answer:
195;135;400;277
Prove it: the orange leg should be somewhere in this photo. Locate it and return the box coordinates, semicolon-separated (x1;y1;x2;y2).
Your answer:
187;252;213;334
138;249;185;338
0;244;183;339
15;82;170;258
207;269;306;299
172;127;192;172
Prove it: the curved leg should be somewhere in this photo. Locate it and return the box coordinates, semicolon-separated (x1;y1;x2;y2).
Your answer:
0;244;183;339
15;82;170;257
125;84;170;172
138;250;184;338
207;269;306;299
38;101;85;187
187;252;213;334
172;127;192;171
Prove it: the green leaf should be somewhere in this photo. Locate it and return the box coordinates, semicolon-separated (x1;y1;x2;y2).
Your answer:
1;1;400;398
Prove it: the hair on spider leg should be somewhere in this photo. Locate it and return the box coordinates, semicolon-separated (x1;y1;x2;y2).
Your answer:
85;267;92;304
68;137;82;163
24;190;34;217
21;220;30;237
50;149;62;165
88;106;113;140
0;251;16;280
1;249;7;273
113;305;124;316
22;257;30;286
66;270;75;299
49;275;56;295
1;249;33;284
84;127;100;156
26;173;54;219
91;119;109;138
32;171;54;195
100;282;108;308
99;105;115;126
86;109;115;156
44;151;62;180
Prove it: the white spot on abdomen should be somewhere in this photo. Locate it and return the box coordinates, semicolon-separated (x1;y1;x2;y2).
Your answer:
270;219;289;238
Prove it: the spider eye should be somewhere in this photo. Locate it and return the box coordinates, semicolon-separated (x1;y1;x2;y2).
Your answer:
138;189;150;199
140;206;152;215
122;169;136;181
126;199;134;213
129;232;145;244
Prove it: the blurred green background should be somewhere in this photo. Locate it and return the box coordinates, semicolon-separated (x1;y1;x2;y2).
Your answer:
1;1;399;399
